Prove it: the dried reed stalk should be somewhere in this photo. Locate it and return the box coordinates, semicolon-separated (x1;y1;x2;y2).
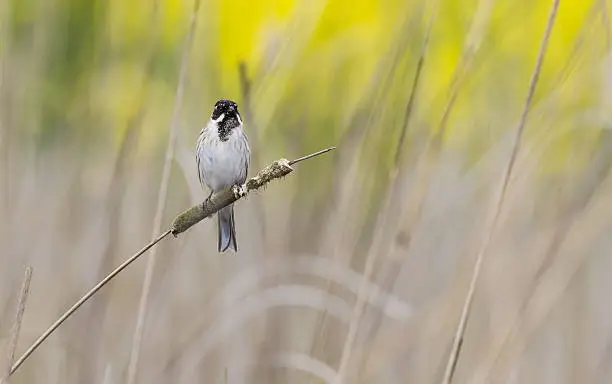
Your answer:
126;1;202;382
441;0;561;382
7;147;334;378
1;266;33;384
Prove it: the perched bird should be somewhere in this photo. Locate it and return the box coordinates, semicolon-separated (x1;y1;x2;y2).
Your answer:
196;99;250;252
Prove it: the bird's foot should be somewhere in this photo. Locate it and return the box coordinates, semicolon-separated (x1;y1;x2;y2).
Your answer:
202;191;214;210
232;184;247;199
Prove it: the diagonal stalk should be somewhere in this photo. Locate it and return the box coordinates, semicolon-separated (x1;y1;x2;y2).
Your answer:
441;0;561;382
126;1;202;383
7;147;333;378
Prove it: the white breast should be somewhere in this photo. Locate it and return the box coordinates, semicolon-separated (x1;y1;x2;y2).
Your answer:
196;120;250;193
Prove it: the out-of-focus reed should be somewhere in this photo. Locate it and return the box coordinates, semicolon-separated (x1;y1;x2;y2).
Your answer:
1;0;612;383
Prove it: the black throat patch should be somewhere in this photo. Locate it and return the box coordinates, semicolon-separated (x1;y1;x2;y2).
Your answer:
218;115;240;142
211;99;241;142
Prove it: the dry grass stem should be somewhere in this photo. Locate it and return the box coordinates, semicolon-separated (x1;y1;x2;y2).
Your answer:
354;1;439;359
441;0;561;382
172;147;336;235
289;147;336;165
485;191;612;382
9;231;171;377
356;0;492;371
126;0;202;382
468;140;612;383
1;266;33;384
433;0;494;147
333;3;437;382
315;9;418;258
2;0;607;381
6;147;333;378
75;2;161;380
394;0;438;167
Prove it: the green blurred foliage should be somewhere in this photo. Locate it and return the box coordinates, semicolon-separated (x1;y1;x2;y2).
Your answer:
2;0;609;176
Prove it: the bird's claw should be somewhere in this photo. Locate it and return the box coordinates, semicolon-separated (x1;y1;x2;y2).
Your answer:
202;192;213;210
233;185;247;199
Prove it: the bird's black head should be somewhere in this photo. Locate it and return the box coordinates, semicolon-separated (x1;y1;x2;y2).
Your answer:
211;99;239;121
211;99;242;141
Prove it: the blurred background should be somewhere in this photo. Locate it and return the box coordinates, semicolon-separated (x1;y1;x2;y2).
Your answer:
1;0;612;382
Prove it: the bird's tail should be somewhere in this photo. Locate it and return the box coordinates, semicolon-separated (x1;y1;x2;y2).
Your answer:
217;204;237;253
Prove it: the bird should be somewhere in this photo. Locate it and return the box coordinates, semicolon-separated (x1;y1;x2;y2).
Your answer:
196;99;250;252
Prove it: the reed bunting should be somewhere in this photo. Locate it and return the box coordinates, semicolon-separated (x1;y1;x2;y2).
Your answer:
196;99;250;252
